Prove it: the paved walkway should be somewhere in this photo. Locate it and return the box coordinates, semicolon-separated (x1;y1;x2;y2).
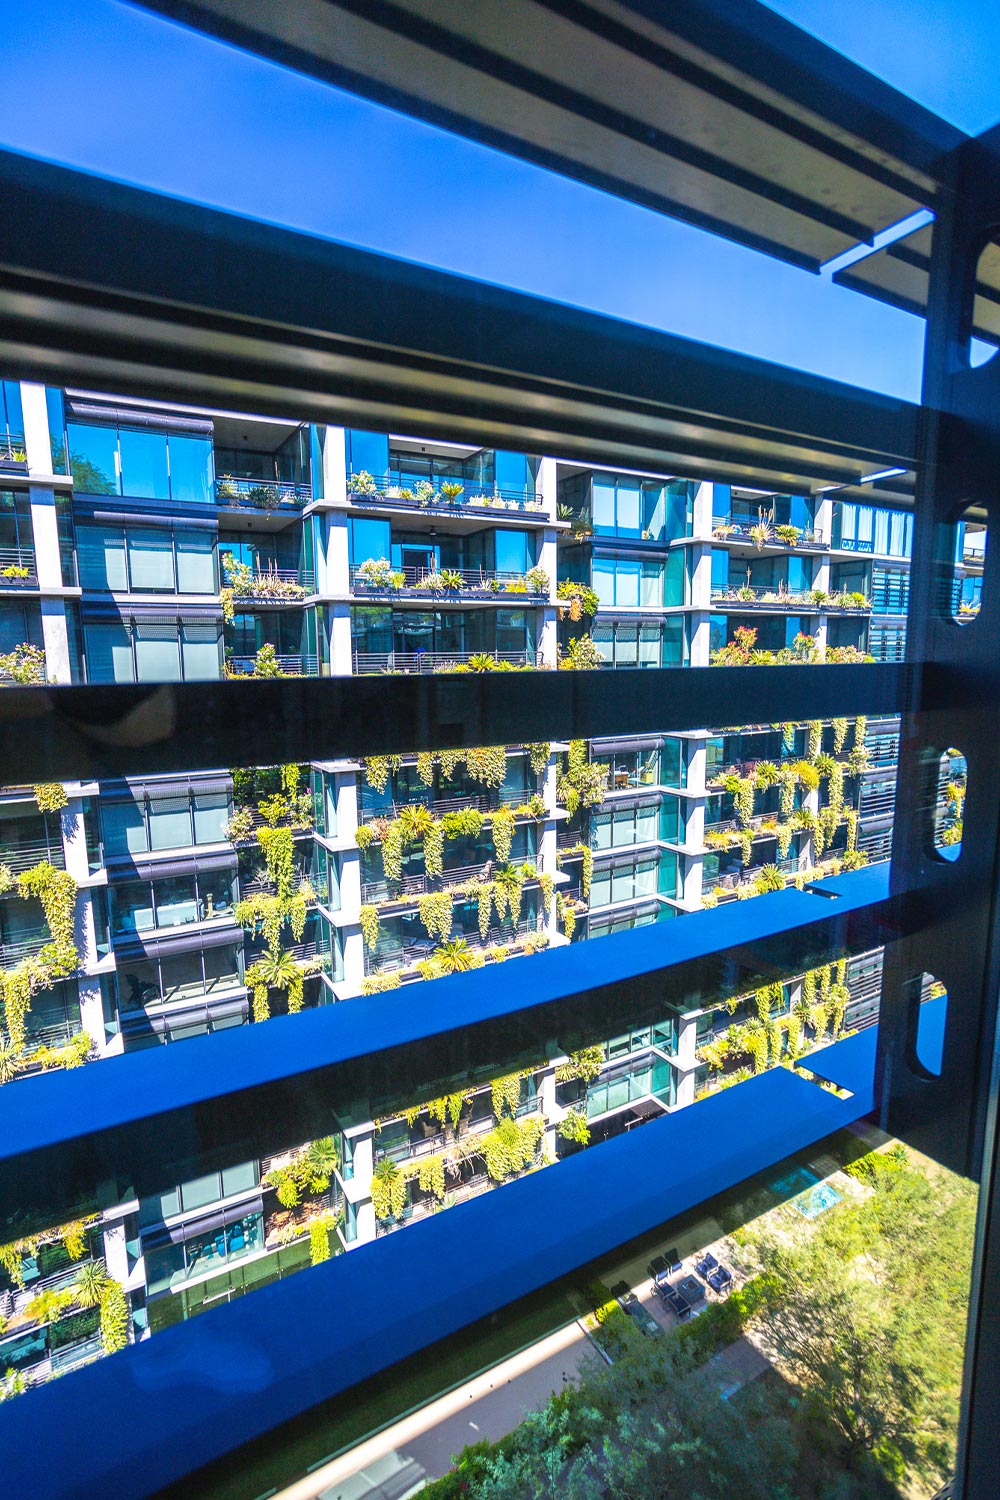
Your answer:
276;1319;595;1500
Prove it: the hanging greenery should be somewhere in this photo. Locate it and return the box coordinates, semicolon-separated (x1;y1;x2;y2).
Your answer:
557;741;610;815
744;1024;768;1074
256;825;295;901
853;715;867;751
441;807;484;841
415;751;436;787
99;1280;130;1355
778;765;797;819
418;891;454;944
794;760;821;792
808;721;823;760
309;1218;332;1265
527;742;551;777
827;760;845;823
17;862;78;973
555;1045;604;1083
235;893;287;951
423;819;444;880
438;749;463;781
754;982;784;1021
494;864;527;925
558;1109;590;1145
491;805;516;864
776;821;794;860
360;905;380;950
832;717;849;754
372;1158;407;1220
479;1116;546;1181
537;871;554;912
62;1222;88;1260
739;829;754;866
556;892;576;939
416;1154;447;1201
491;1071;524;1120
32;783;67;814
466;746;508;788
363;755;401;794
382;819;405;885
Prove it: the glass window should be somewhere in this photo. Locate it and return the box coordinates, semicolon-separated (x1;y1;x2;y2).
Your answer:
592;476;615;534
349;516;391;564
76;525;128;591
638;624;661;667
593;557;615;608
175;532;217;593
636;804;658;843
221;1160;258;1198
592;811;612;851
180;1172;221;1212
590;866;611;907
203;945;241;992
616;478;640;534
148;798;192;851
200;870;235;920
193;794;229;845
640;561;662;607
495;529;529;574
127;531;175;592
102;797;147;857
110;880;154;935
85;623;135;683
615;623;638;667
135;623;180;681
119;428;170;499
120;958;161;1009
67;423;119;495
346;429;390;482
181;623;222;681
159;952;207;1003
168;435;214;504
154;876;199;928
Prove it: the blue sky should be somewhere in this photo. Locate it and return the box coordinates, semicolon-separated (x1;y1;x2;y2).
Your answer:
3;0;1000;402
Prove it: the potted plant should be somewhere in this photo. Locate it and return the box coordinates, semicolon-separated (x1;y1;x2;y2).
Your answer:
416;480;435;506
423;571;446;592
774;524;801;546
357;557;394;589
348;470;378;496
439;481;464;504
749;507;775;549
0;565;30;581
737;584;756;601
216;473;237;499
713;522;737;538
525;566;550;594
440;568;463;591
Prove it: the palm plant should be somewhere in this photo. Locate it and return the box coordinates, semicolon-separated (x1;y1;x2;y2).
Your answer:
432;938;478;974
253;944;299;991
74;1258;110;1309
396;803;435;844
0;1039;18;1085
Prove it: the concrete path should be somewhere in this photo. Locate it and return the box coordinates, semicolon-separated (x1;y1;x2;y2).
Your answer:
277;1319;595;1500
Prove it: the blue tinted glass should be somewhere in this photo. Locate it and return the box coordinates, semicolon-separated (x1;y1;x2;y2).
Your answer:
593;557;615;607
494;450;529;497
68;424;119;495
593;476;615;533
45;389;68;474
616;559;640;606
85;622;135;682
616;479;641;535
665;549;685;605
349;516;391;563
168;435;214;503
1;380;23;435
347;430;389;481
119;429;169;499
495;529;528;574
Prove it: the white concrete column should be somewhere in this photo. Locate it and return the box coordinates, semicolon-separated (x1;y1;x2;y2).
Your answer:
20;384;53;476
536;456;557;521
322;425;349;505
682;738;707;909
537;524;559;666
673;1015;698;1108
39;599;71;684
350;1129;377;1246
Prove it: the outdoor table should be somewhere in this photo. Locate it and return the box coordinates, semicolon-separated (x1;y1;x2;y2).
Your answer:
677;1274;705;1305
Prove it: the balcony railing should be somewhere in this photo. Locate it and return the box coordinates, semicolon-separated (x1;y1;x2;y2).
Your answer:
349;563;548;599
0;546;37;586
710;585;871;611
0;928;52;964
0;433;27;467
711;521;827;549
0;841;67;876
366;913;545;974
225;652;318;677
214;476;311;510
352;648;541;674
374;1109;498;1164
347;472;544;516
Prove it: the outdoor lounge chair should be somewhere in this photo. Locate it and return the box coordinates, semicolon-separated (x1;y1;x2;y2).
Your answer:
708;1267;733;1294
696;1252;719;1277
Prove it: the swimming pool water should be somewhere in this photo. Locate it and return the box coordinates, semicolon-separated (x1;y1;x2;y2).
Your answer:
769;1167;842;1218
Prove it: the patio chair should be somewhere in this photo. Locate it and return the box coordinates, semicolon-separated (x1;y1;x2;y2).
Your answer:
647;1254;671;1284
664;1246;682;1271
708;1267;733;1295
696;1252;719;1278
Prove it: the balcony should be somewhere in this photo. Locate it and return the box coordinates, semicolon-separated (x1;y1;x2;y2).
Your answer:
352;648;542;674
223;566;315;608
710;585;871;612
0;433;27;471
359;784;538;824
0;547;37;589
347;472;545;518
361;860;542;907
214;476;311;511
374;1107;499;1165
348;563;548;602
0;841;67;877
711;521;827;550
225;652;318;677
0;928;53;964
366;913;546;974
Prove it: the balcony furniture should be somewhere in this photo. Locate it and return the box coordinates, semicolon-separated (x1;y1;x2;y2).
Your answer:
708;1267;733;1295
664;1246;682;1271
677;1274;705;1305
647;1254;671;1284
696;1252;719;1278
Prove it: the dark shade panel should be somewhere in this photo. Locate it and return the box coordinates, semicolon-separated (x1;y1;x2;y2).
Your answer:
0;150;918;502
134;0;960;270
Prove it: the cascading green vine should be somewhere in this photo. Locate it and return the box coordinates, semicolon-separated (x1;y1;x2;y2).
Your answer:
99;1280;130;1355
776;821;793;860
418;890;454;944
739;829;754;866
423;820;444;879
846;809;859;852
360;904;380;950
17;862;78;972
827;760;844;823
557;741;610;816
382;819;404;884
372;1159;408;1220
439;749;463;780
363;754;402;794
491;1070;525;1119
556;891;576;939
474;881;494;940
555;1045;604;1083
479;1115;546;1181
537;871;554;912
724;774;755;826
527;742;551;777
415;751;436;787
832;718;848;754
491;805;516;864
256;825;295;901
466;746;508;788
779;765;797;819
32;783;67;814
808;721;823;760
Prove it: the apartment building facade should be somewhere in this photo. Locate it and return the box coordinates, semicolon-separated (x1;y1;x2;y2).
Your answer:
0;376;971;1383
